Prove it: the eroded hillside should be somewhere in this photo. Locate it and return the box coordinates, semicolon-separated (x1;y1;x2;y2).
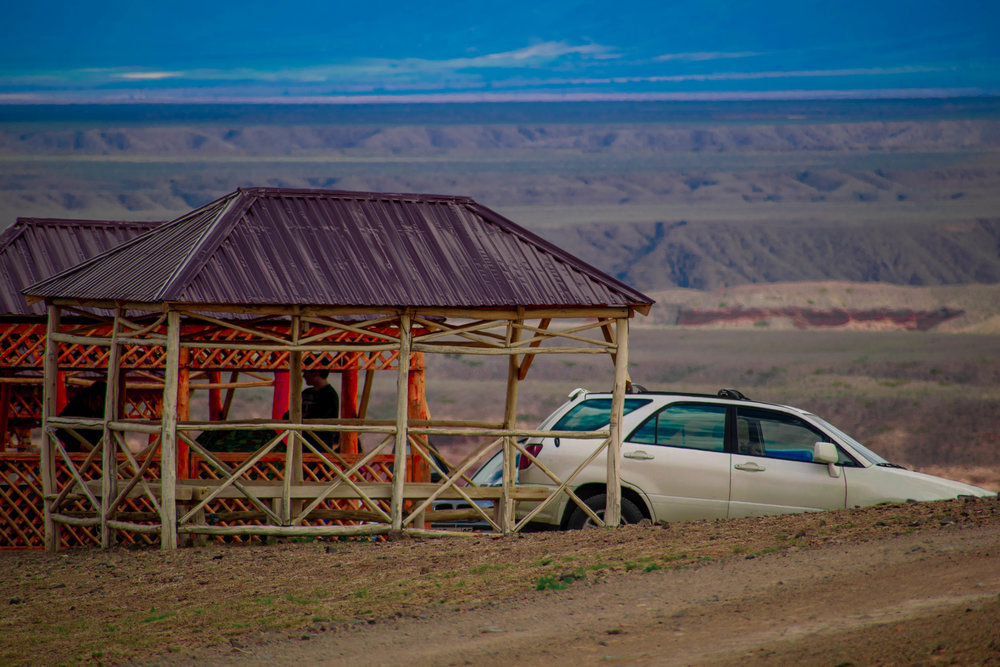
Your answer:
2;99;999;290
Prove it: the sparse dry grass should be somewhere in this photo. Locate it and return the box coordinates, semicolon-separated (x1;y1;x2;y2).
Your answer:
2;497;998;665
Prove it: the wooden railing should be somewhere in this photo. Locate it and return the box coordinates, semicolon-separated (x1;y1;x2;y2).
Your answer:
0;450;401;549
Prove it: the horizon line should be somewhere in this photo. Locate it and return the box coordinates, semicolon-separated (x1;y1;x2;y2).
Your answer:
1;88;997;106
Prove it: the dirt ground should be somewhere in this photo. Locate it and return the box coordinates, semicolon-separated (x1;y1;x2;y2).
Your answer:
3;496;1000;666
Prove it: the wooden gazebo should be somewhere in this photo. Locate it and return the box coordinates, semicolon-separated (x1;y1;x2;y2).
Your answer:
0;217;166;451
22;188;653;549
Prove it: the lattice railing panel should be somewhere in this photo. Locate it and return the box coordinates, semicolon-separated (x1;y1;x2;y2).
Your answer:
3;446;405;549
121;390;163;420
118;344;168;369
0;324;46;368
2;320;422;372
7;385;42;421
0;455;46;548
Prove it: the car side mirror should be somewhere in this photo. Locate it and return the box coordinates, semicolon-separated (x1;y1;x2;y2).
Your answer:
814;441;840;478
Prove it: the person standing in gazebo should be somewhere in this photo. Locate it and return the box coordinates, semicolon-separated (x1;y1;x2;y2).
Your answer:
301;369;339;449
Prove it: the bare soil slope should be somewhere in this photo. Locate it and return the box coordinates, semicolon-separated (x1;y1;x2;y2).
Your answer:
3;497;999;665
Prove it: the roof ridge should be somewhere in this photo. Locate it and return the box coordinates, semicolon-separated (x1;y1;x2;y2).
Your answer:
0;219;27;254
15;217;162;227
236;186;474;203
155;190;250;301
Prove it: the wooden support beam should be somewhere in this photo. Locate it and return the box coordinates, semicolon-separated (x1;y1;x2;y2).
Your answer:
341;366;359;455
177;348;190;479
285;316;303;525
100;311;123;549
390;314;411;530
41;304;61;552
605;317;629;528
500;319;521;533
517;318;550;381
159;310;180;549
358;369;374;419
208;371;222;420
407;352;429;529
221;370;239;419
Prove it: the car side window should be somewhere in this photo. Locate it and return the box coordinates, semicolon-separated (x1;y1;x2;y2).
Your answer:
629;404;726;452
735;407;836;463
552;398;651;431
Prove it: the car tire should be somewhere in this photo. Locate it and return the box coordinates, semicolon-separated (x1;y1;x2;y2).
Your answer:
566;493;644;530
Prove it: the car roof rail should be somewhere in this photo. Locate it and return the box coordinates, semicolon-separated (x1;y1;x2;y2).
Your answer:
567;387;589;401
717;388;749;400
626;383;648;394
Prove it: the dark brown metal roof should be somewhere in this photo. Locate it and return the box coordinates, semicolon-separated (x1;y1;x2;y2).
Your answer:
0;217;164;316
24;188;653;312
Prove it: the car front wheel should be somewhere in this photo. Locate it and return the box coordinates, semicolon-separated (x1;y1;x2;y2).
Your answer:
566;493;644;529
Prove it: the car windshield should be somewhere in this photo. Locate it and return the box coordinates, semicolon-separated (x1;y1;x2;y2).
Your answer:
809;415;891;465
552;398;652;431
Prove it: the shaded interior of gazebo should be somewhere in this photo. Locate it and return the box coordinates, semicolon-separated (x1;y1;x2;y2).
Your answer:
17;187;652;550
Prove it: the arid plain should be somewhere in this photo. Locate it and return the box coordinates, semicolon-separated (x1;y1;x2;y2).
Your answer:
1;99;999;665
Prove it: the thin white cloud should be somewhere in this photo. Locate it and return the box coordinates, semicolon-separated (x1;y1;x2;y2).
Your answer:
36;41;616;87
496;65;948;88
115;71;182;81
475;42;616;64
654;51;761;62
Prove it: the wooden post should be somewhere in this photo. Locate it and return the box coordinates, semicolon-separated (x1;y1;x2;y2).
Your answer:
606;317;629;528
160;310;180;549
41;305;61;552
177;348;190;479
285;316;303;525
390;314;411;531
221;370;239;420
100;311;123;549
341;366;359;455
500;320;521;533
208;371;223;421
407;352;429;528
407;353;429;482
56;370;68;414
271;371;289;420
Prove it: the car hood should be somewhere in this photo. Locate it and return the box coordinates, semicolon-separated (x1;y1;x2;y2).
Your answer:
871;466;996;501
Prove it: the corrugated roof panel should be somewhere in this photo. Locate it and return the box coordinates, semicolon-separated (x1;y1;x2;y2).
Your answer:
0;218;163;316
24;188;653;312
26;195;237;303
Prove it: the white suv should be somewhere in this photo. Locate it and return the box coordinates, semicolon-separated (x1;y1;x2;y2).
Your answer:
518;387;995;529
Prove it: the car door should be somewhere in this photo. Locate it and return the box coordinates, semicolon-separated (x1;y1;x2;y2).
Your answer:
623;403;731;522
728;406;846;517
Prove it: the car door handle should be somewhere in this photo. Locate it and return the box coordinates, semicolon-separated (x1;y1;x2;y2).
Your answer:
623;450;654;460
734;461;766;472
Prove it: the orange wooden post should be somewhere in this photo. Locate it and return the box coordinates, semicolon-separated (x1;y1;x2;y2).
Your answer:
56;370;68;414
272;371;289;420
208;371;222;421
176;349;190;479
407;352;430;484
340;366;359;455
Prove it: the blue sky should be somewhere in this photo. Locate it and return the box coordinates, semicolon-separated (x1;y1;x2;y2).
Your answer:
1;0;997;103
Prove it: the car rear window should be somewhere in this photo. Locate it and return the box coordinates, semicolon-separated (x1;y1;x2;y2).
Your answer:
629;403;727;452
552;398;651;431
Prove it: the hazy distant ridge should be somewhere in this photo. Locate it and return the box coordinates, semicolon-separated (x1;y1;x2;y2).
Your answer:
547;218;1000;289
3;102;999;292
4;119;1000;155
